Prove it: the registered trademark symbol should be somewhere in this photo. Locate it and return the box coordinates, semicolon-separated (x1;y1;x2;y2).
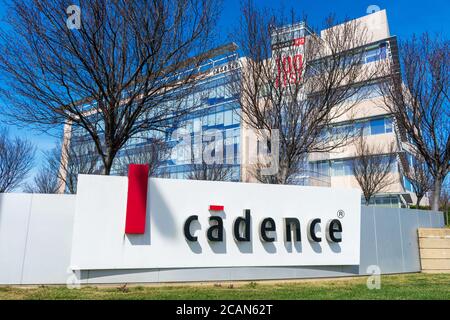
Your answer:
337;210;345;219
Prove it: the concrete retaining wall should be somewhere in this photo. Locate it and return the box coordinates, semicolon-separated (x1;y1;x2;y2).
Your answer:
0;193;444;285
0;194;75;285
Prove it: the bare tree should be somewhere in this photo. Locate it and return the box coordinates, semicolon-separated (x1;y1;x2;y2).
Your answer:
0;0;219;175
404;158;433;207
116;139;170;177
187;161;235;181
187;163;235;181
229;2;381;184
47;138;103;194
352;134;398;205
25;136;104;194
186;139;235;181
378;33;449;210
0;128;35;193
23;165;61;194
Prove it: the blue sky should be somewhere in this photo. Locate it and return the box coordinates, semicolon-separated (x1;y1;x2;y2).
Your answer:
0;0;449;186
218;0;450;40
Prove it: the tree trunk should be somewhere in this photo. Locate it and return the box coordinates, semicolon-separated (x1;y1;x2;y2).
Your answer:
416;195;423;208
103;165;112;176
278;165;289;185
431;176;442;211
102;153;114;176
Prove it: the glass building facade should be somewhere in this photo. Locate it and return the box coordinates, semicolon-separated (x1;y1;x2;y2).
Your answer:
156;65;242;181
67;51;242;182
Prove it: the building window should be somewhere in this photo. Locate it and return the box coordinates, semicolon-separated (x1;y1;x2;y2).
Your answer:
329;156;395;177
403;176;414;192
365;194;402;208
224;109;233;126
385;117;393;133
310;161;330;177
332;160;353;176
216;111;224;126
193;118;201;132
332;161;344;176
363;43;387;64
331;116;394;139
207;113;215;126
369;118;385;135
233;128;240;145
353;122;370;135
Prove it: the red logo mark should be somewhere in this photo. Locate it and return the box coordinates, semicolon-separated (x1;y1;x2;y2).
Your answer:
125;164;149;234
209;205;224;211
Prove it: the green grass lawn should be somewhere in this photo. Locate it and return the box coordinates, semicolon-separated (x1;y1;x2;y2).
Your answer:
0;273;449;300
